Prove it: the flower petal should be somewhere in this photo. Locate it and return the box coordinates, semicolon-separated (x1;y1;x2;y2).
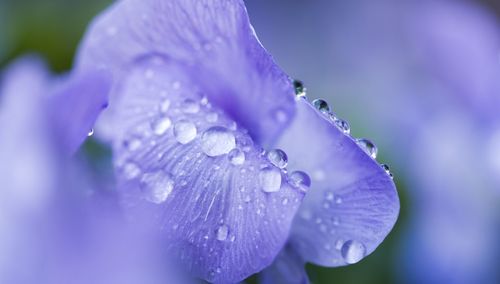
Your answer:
111;58;304;283
276;99;400;266
260;245;310;284
47;69;110;155
77;0;295;146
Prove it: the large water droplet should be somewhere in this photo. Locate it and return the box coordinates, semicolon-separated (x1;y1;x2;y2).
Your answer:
312;99;330;113
174;120;197;144
201;126;236;157
293;80;306;98
334;118;351;134
151;117;172;135
140;171;175;204
182;98;200;114
341;240;366;264
267;149;288;169
216;225;229;241
228;148;245;165
259;166;282;193
356;138;378;159
289;171;311;192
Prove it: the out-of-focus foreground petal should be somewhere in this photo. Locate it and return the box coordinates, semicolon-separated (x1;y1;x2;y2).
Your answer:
77;0;296;146
0;57;187;284
110;58;305;283
260;245;310;284
276;99;399;267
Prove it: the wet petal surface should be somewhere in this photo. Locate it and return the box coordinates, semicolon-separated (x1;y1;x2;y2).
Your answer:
276;99;400;266
111;59;304;283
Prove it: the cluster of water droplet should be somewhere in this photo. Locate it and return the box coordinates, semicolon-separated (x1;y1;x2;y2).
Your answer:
293;80;393;179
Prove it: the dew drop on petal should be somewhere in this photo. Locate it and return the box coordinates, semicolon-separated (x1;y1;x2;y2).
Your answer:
293;79;306;98
334;118;351;134
259;166;282;193
288;171;311;192
216;225;229;241
159;99;170;113
228;148;245;165
151;117;172;135
182;98;200;114
356;138;378;159
341;240;366;264
381;164;394;179
312;99;330;113
206;112;218;123
174;120;197;144
140;171;175;204
124;138;142;152
123;162;141;180
87;128;94;137
267;149;288;169
201;126;236;157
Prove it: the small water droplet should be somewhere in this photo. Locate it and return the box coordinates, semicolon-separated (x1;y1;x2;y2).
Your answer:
228;148;245;165
288;171;311;192
325;192;334;201
206;112;218;123
334;118;351;134
159;99;170;113
312;99;330;113
201;126;236;157
151;117;172;135
341;240;366;264
216;225;229;241
124;138;142;151
281;198;289;205
182;98;200;113
259;167;282;193
267;149;288;169
87;128;94;137
123;162;141;180
356;138;378;159
174;120;197;144
273;108;289;123
335;197;342;204
293;80;306;98
335;239;344;250
140;171;174;204
381;164;394;179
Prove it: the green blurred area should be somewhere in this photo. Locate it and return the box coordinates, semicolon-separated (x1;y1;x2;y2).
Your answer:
0;0;427;283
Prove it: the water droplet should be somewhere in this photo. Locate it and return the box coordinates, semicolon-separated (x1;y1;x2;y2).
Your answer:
123;162;141;180
335;197;342;204
259;167;282;193
87;128;94;137
293;80;306;98
281;198;289;205
206;112;218;123
267;149;288;169
312;99;330;113
341;240;366;264
216;225;229;241
273;108;289;123
140;171;175;204
159;99;170;113
356;138;378;159
124;138;142;151
174;120;197;144
201;126;236;157
325;192;334;201
381;164;394;179
334;118;351;134
182;98;200;113
228;148;245;165
151;117;172;135
335;239;344;250
289;171;311;192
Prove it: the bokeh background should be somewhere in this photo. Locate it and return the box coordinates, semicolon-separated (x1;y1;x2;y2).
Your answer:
1;0;500;283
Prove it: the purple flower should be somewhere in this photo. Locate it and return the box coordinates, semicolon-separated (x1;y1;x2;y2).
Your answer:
75;0;399;283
